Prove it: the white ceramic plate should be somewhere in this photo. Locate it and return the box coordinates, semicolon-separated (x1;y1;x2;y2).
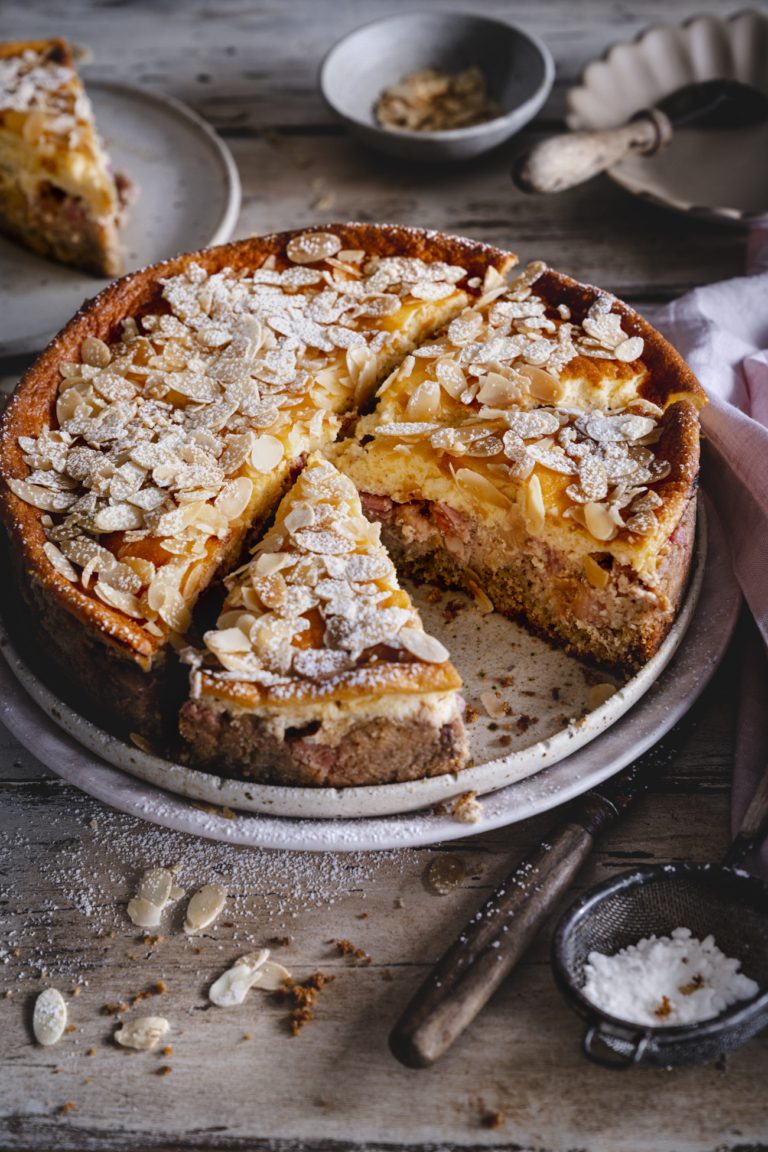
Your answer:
566;11;768;225
0;499;739;850
0;80;241;356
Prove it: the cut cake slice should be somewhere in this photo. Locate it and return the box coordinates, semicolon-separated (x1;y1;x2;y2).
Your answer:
335;262;705;671
0;38;131;276
0;225;513;738
179;454;467;787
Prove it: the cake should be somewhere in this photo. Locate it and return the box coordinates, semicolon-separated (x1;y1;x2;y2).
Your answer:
0;225;704;787
0;224;513;744
334;262;705;671
179;454;466;786
0;38;132;276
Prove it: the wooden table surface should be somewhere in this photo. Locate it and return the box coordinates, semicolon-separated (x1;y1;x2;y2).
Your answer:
1;2;766;1150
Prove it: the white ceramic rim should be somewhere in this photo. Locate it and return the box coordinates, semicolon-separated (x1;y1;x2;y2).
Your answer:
565;10;768;225
0;497;739;850
319;11;555;141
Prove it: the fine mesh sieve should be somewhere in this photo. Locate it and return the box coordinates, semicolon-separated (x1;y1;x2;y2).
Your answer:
552;863;768;1068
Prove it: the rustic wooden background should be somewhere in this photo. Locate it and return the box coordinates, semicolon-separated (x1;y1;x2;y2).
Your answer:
1;2;766;1150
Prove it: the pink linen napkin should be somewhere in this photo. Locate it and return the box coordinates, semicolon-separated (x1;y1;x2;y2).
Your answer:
656;228;768;873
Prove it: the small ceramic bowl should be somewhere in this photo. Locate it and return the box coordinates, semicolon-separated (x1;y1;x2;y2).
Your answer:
320;11;554;163
566;10;768;224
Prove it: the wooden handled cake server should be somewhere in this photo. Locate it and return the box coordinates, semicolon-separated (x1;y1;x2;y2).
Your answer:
389;730;685;1068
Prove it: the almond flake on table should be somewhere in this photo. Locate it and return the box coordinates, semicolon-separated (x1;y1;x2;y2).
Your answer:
114;1016;170;1051
209;949;292;1007
33;988;68;1046
126;866;175;928
184;883;228;933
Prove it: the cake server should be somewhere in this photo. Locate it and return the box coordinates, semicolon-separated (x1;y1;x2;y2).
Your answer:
513;79;768;195
389;727;686;1068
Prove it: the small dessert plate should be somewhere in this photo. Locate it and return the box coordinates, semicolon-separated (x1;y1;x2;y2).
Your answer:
566;11;768;225
0;80;241;357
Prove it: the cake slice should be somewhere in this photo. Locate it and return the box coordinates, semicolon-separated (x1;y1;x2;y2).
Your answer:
335;263;706;671
0;225;513;738
0;38;131;276
179;454;467;786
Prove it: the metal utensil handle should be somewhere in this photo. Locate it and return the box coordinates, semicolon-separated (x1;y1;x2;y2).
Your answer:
389;728;688;1069
582;1022;651;1068
513;110;671;195
389;822;595;1068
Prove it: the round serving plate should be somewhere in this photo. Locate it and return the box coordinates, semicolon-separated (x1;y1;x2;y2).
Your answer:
566;11;768;226
0;80;241;356
0;500;739;853
1;510;706;821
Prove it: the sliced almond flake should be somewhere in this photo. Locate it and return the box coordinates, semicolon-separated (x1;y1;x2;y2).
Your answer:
249;434;284;474
614;336;644;362
454;466;512;509
126;897;163;929
33;988;67;1046
136;866;174;907
624;510;657;536
6;478;76;512
435;359;467;399
480;690;508;720
405;380;441;421
80;336;112;368
253;551;297;577
399;626;449;664
251;959;292;991
114;1016;170;1051
42;541;78;582
185;883;228;933
92;504;145;532
292;528;356;555
467;579;494;614
374;422;442;439
518;363;564;403
524;473;546;532
584;501;620;542
93;581;144;618
504;409;561;439
215;476;253;521
587;682;617;710
286;231;342;264
209;950;271;1007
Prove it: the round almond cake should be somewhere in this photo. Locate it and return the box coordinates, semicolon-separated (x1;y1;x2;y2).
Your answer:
0;224;705;787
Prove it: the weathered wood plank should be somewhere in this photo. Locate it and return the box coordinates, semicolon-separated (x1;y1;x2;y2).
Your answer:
0;0;758;128
0;2;763;1149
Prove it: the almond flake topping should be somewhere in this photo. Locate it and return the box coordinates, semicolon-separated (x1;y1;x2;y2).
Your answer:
198;455;450;686
11;235;471;634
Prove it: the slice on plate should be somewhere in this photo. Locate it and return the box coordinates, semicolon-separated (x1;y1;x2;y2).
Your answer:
179;454;467;787
0;38;132;276
335;262;706;671
0;224;513;738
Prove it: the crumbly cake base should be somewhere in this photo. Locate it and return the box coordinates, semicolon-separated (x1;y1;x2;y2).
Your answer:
178;697;468;787
0;159;123;277
363;494;697;673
